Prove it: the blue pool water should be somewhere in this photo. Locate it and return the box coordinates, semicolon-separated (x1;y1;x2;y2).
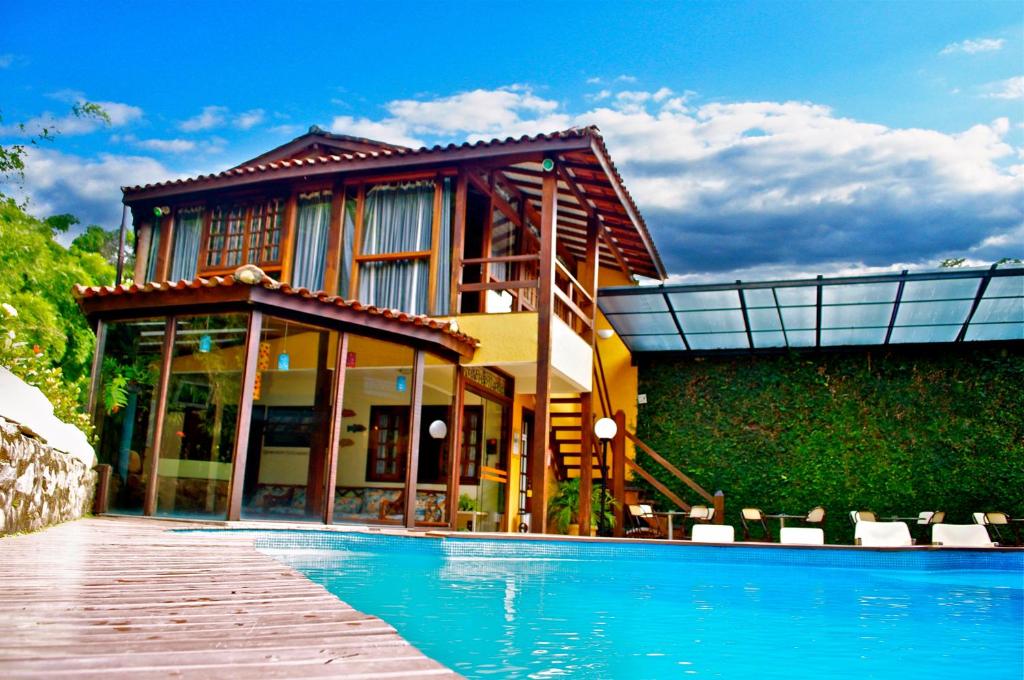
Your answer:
245;531;1022;680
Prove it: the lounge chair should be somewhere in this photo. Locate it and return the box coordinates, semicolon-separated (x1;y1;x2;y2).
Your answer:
804;506;826;526
854;521;912;547
780;527;825;545
980;512;1020;545
684;505;715;538
849;510;877;525
740;508;771;542
625;504;663;539
932;524;996;547
691;524;735;543
914;511;946;545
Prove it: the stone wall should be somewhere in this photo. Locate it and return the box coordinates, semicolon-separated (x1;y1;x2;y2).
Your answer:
0;416;96;535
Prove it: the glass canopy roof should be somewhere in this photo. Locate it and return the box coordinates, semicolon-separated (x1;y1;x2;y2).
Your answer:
598;265;1024;354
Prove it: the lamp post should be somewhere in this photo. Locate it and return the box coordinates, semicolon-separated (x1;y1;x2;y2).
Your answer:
593;417;617;536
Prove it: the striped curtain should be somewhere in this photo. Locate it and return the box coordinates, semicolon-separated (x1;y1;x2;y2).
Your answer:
169;207;203;281
359;182;434;315
338;195;356;298
291;192;332;291
145;222;161;281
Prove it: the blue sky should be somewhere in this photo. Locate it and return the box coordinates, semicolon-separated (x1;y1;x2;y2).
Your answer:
1;1;1021;280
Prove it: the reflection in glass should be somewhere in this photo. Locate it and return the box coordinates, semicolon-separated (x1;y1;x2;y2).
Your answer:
94;319;165;514
157;314;247;519
241;317;339;522
334;336;414;524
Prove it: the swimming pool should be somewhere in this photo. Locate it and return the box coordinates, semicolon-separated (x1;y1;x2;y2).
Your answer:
247;531;1022;680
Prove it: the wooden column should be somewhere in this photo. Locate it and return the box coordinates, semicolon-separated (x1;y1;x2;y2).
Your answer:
449;172;468;314
427;178;443;315
154;214;173;281
278;194;299;286
403;349;426;528
347;186;366;299
445;366;466;529
612;409;626;537
714;490;725;525
226;311;263;521
322;185;346;295
578;391;594;537
133;222;151;283
143;317;176;516
529;164;558;534
322;332;349;524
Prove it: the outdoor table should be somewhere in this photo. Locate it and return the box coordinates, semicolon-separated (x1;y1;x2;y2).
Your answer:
652;511;688;540
764;513;804;530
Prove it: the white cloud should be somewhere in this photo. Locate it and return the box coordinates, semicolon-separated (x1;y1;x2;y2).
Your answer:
180;105;228;131
324;85;1022;276
940;37;1005;55
134;138;197;153
0;99;143;137
616;74;638;83
3;148;190;229
982;76;1024;100
0;54;14;69
234;109;265;130
586;77;603;85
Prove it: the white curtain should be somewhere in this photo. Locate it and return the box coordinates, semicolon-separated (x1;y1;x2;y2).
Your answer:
291;192;332;291
359;182;434;314
169;207;203;281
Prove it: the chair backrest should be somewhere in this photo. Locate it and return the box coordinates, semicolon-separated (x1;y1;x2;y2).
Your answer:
932;524;996;547
917;511;934;525
690;505;714;521
628;505;645;518
805;506;826;524
850;510;876;524
639;504;654;516
780;527;825;545
930;511;946;524
691;524;735;543
984;512;1010;525
972;512;987;525
855;521;912;547
741;507;764;521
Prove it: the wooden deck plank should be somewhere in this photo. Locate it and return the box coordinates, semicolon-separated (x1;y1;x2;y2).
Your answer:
0;517;461;679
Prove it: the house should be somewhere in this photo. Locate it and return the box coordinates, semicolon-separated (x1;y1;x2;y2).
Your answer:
75;126;665;534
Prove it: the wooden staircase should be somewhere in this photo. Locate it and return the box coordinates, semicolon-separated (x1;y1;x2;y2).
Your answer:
549;396;603;481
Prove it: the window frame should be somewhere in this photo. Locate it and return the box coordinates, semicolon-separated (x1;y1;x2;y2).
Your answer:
365;405;409;483
200;198;285;274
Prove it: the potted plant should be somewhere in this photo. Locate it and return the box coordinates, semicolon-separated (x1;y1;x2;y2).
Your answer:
548;478;617;535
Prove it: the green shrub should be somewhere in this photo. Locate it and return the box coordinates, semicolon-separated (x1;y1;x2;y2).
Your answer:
635;347;1024;544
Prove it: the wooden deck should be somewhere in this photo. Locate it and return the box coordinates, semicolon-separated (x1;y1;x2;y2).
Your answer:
0;517;460;678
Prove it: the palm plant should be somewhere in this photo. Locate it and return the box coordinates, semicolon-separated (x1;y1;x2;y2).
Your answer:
548;478;617;534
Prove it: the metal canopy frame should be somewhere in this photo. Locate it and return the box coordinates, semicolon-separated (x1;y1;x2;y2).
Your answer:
598;265;1024;355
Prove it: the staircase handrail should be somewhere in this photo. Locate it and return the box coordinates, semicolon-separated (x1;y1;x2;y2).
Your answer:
624;430;716;504
623;457;690;512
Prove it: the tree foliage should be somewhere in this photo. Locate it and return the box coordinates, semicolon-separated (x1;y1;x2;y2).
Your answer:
0;199;117;398
635;348;1024;544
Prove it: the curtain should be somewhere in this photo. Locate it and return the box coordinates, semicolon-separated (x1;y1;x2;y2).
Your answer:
433;179;453;315
359;182;434;314
169;207;203;281
338;195;356;298
291;192;332;291
145;222;160;281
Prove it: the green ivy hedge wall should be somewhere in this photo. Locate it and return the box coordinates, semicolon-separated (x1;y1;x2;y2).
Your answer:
635;347;1024;545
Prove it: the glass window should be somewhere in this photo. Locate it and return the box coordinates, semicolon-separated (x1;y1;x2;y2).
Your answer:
241;317;340;522
204;200;284;271
94;319;167;514
291;192;332;292
358;182;436;315
156;313;247;519
334;336;414;524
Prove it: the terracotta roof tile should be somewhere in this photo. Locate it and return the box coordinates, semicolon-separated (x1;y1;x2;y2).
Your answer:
72;269;479;350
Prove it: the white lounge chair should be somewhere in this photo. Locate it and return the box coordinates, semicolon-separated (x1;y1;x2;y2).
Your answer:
780;527;825;545
854;521;912;547
690;524;735;543
932;524;996;547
